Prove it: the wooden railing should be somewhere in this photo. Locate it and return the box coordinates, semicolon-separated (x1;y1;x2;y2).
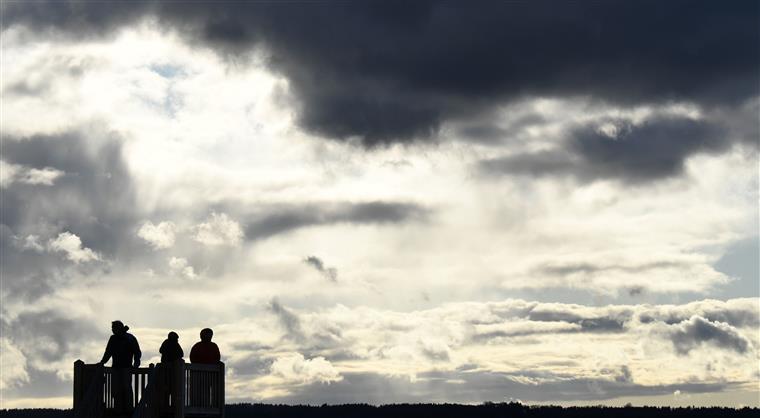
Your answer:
73;362;104;418
183;362;225;416
73;359;225;418
131;366;157;418
101;365;153;410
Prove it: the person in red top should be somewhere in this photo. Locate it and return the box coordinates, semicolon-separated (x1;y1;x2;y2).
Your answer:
190;328;221;364
189;328;221;408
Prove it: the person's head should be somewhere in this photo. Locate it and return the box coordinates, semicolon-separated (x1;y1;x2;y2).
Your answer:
200;328;213;342
111;320;125;334
168;331;179;340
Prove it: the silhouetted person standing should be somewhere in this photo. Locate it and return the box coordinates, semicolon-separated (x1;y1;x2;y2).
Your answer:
99;320;141;414
190;328;221;364
158;331;184;412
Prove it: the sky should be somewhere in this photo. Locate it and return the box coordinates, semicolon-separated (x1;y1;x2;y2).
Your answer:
0;0;758;409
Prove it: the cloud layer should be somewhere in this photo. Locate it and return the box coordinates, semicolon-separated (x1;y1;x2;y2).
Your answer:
1;3;757;408
5;1;758;146
5;297;757;405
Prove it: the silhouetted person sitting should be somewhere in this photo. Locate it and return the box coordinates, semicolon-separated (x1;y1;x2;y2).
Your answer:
190;328;221;364
160;331;184;363
98;320;141;414
189;328;221;408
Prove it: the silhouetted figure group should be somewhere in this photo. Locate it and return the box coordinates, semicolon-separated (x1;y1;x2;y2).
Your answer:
97;321;222;415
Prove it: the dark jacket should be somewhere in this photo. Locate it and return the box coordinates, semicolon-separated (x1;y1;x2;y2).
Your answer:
100;332;141;368
189;341;221;364
160;338;184;363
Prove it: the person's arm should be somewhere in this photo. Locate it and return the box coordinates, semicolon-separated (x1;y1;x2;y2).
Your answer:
99;336;114;365
189;344;198;363
213;343;221;363
132;335;142;367
178;344;184;359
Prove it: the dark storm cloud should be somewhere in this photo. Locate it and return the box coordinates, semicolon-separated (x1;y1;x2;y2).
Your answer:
264;299;352;359
627;286;646;297
5;1;758;146
303;256;338;282
471;315;627;343
536;260;687;278
232;354;274;378
0;368;70;399
470;302;634;342
3;309;101;363
0;130;145;302
468;299;759;356
266;369;733;404
667;316;751;355
300;337;355;363
1;130;138;256
1;309;102;399
268;298;305;343
454;111;549;145
0;269;53;304
509;302;632;332
480;117;731;184
527;260;691;297
616;365;633;384
244;201;429;240
470;329;560;342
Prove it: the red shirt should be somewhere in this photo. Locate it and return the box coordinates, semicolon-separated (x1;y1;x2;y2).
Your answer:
190;341;221;364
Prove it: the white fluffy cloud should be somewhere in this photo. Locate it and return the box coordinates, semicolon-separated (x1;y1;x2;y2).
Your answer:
0;160;64;187
0;339;30;390
270;353;342;385
168;256;197;279
138;221;177;249
193;213;243;247
48;232;100;263
15;234;45;252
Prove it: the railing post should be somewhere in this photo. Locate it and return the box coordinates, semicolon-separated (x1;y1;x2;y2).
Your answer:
96;364;105;418
174;359;185;418
133;368;139;408
73;360;84;413
148;363;158;418
219;362;225;418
